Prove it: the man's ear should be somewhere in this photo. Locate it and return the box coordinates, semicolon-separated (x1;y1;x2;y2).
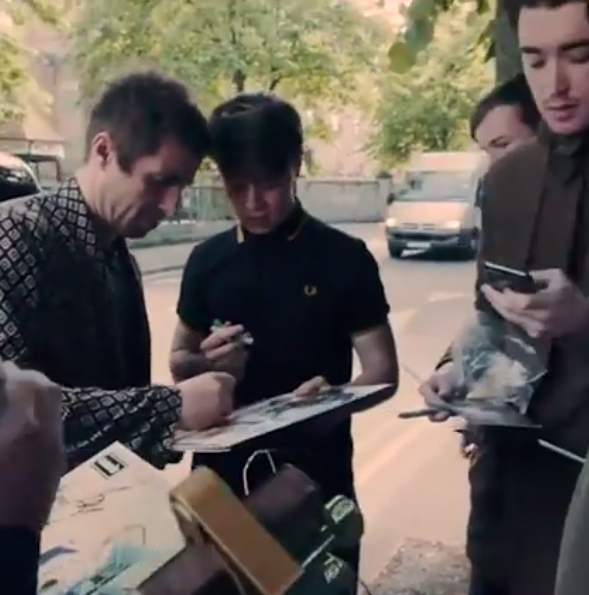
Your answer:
89;132;115;168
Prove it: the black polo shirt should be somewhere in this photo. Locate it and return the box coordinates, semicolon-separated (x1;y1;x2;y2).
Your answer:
178;205;389;497
177;204;389;495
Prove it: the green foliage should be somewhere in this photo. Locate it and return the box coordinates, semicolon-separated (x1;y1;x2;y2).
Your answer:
371;6;492;166
389;0;522;82
389;0;494;73
11;0;60;25
0;33;27;124
72;0;388;117
0;0;59;125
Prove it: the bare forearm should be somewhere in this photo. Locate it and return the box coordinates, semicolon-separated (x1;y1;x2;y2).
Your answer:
350;322;399;391
169;350;211;382
351;365;398;389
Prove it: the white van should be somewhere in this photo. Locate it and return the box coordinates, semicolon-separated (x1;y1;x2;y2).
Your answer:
384;151;487;258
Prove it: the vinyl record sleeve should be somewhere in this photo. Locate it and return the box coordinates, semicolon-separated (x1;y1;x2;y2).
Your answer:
170;383;395;453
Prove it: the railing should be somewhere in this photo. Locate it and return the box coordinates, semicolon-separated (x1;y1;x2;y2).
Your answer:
171;184;232;222
129;177;391;249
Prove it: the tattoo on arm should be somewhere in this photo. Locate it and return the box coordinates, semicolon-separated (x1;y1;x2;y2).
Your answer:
169;321;210;382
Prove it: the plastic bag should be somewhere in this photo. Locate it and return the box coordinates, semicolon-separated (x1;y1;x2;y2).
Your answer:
451;310;547;415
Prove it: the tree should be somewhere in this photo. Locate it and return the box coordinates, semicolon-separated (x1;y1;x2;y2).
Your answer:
370;5;492;166
388;0;519;83
0;0;59;125
71;0;388;115
493;2;521;82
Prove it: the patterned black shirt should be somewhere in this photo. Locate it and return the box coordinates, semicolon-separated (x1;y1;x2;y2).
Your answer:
0;179;182;469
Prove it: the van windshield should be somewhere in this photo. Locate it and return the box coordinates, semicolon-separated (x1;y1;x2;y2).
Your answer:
398;171;474;202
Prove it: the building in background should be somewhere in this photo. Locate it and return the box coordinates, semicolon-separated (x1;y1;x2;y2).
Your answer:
306;0;407;176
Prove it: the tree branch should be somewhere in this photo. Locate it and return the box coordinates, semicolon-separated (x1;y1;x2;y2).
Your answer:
268;76;282;91
268;64;282;91
227;0;247;92
233;69;246;92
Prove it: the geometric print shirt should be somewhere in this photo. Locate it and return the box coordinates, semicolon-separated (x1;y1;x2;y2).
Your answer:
0;178;182;470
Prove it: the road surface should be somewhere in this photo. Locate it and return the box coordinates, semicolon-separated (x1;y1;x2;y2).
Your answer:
143;224;476;584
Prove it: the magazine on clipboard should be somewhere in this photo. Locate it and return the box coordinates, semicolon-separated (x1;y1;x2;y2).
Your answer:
170;383;394;453
39;442;185;595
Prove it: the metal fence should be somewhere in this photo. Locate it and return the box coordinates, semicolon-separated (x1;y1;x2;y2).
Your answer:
167;177;392;223
130;177;391;248
172;184;232;221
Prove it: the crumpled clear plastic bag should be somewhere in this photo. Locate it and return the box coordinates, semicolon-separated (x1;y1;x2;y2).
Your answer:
451;310;547;414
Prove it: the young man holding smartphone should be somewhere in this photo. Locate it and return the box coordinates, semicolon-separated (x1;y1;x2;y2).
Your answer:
458;75;541;459
420;1;589;594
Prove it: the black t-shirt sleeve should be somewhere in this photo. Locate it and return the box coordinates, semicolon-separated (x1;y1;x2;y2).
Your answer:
176;245;210;333
340;241;390;335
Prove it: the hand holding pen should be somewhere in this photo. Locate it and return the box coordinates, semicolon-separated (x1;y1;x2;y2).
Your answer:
199;320;253;380
210;319;254;347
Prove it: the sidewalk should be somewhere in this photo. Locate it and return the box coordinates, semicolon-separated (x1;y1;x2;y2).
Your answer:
369;539;469;595
130;220;232;275
132;242;196;275
132;222;383;276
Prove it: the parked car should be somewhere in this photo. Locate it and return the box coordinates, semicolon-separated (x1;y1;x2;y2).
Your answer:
14;151;64;193
0;150;41;203
385;164;483;259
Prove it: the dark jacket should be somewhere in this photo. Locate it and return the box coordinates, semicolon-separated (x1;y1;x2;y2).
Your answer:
0;527;39;595
556;447;589;595
441;136;589;594
0;179;182;470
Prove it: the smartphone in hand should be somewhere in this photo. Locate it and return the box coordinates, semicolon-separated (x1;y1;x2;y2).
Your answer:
483;261;538;294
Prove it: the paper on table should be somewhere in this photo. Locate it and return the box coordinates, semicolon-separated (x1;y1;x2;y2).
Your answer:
39;442;185;595
170;383;393;453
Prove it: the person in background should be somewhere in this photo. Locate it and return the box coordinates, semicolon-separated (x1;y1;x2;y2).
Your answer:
170;93;399;577
459;74;541;459
470;72;541;165
0;360;64;594
420;0;589;593
0;71;235;471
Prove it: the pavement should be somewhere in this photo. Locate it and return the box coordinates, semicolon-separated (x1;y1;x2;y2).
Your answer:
132;223;387;276
132;241;198;275
142;223;476;591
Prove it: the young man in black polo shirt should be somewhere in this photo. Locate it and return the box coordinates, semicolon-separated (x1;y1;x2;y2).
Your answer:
170;93;398;576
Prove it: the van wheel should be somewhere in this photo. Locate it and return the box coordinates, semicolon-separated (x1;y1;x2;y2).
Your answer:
389;245;403;258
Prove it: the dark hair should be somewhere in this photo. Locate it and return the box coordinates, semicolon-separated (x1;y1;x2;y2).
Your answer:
85;71;210;172
469;73;541;140
506;0;587;26
208;93;303;178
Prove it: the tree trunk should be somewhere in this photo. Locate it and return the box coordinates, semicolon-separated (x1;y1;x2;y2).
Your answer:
493;1;521;83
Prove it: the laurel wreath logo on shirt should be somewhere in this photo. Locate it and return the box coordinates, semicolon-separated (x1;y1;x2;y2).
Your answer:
303;284;318;296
